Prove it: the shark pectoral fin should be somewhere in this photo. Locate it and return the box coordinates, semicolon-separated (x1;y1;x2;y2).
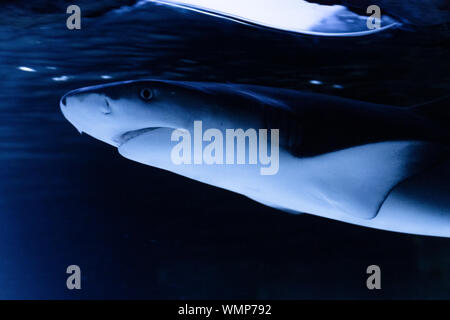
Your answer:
377;159;450;237
312;141;447;220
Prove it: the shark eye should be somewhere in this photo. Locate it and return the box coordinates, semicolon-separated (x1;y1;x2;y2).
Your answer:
140;88;153;101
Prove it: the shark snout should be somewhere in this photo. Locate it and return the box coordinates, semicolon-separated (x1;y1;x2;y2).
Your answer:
60;85;160;148
60;89;86;134
60;89;79;109
60;87;113;118
60;95;67;107
60;87;88;107
60;88;119;142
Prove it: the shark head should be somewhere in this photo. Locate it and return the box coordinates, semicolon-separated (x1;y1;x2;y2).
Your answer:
60;79;217;147
59;79;277;194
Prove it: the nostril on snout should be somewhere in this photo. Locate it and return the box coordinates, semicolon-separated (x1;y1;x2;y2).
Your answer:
101;98;112;115
61;96;67;107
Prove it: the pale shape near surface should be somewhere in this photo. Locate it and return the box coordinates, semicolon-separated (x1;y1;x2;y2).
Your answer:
149;0;399;36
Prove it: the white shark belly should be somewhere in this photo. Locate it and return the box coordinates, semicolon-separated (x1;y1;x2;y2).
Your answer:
117;127;448;235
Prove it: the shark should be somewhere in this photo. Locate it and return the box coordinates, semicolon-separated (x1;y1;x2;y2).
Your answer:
146;0;450;35
60;80;450;237
146;0;402;36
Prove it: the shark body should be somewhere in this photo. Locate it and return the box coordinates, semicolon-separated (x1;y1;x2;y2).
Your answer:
60;80;450;237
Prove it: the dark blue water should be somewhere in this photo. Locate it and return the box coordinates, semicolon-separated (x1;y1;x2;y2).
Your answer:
0;0;449;299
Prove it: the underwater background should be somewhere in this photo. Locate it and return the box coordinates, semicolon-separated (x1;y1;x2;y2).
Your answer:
0;0;449;299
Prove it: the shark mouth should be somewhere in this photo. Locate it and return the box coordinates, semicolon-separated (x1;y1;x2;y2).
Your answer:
114;127;164;146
